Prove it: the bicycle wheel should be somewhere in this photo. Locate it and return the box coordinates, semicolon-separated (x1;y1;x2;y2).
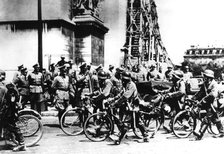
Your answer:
207;123;219;135
172;110;196;138
17;115;43;147
84;112;113;142
60;108;87;136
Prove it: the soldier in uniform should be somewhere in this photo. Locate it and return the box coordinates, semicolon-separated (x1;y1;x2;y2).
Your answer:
28;64;44;114
193;69;224;140
108;64;115;78
74;63;88;107
12;64;24;84
162;70;187;133
165;64;174;82
13;67;30;108
51;65;75;124
55;55;68;67
0;70;26;152
112;71;149;144
146;64;162;81
91;70;114;113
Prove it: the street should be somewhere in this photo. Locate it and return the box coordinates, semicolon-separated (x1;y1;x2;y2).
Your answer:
1;116;224;154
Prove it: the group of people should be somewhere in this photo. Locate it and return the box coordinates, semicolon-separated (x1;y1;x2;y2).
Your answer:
1;57;224;151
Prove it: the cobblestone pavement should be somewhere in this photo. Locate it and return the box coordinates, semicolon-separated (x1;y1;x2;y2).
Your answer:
1;116;224;154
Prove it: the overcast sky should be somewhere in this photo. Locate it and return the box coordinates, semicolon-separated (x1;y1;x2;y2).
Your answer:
156;0;224;64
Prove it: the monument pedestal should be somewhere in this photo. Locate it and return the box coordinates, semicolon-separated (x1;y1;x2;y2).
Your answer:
73;14;109;66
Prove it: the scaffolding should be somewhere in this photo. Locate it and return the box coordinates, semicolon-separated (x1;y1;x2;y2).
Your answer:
124;0;172;68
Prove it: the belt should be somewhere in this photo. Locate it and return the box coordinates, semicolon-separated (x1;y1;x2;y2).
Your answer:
30;84;41;86
19;86;29;88
57;88;68;92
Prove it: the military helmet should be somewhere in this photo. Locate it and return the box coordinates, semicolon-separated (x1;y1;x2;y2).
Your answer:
98;70;107;80
173;70;183;79
203;69;214;78
122;71;131;80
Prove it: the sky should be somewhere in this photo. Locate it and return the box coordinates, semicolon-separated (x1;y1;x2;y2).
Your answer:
156;0;224;64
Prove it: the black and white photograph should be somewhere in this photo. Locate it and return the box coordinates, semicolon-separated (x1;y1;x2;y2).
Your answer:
1;0;224;153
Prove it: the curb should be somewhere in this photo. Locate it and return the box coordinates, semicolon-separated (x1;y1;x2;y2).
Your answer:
41;107;58;117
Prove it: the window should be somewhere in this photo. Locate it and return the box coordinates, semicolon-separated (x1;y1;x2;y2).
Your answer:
209;50;212;54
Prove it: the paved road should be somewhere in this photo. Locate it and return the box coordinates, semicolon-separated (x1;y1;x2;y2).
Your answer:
1;116;224;154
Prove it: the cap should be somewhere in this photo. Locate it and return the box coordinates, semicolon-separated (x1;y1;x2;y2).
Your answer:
150;64;156;68
33;63;40;68
109;65;114;70
18;64;24;70
116;67;124;73
96;64;103;72
79;63;87;69
21;67;27;72
0;69;5;75
61;55;65;59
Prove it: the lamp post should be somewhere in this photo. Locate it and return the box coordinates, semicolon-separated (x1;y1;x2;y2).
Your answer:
38;0;43;69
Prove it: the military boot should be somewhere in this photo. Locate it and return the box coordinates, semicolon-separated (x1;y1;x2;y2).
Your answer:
215;120;224;137
12;143;26;152
193;123;208;140
114;127;128;145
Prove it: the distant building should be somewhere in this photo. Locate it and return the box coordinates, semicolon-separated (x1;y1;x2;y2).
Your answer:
184;46;224;65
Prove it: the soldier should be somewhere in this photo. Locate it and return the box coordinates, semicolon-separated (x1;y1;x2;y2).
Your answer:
13;67;30;108
108;64;114;78
91;70;114;112
182;65;193;82
12;64;24;84
146;64;162;81
55;55;67;67
193;69;224;140
51;65;75;124
0;70;26;152
112;71;149;144
28;63;44;114
74;63;89;107
162;70;187;133
165;64;174;82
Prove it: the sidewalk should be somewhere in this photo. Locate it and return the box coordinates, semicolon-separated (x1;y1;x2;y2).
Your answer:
41;106;58;117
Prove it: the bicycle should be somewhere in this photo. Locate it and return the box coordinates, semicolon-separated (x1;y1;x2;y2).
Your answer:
60;95;93;136
141;91;174;138
0;111;43;147
172;98;219;138
83;98;159;142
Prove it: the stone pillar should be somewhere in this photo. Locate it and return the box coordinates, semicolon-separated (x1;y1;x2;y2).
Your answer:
72;2;109;66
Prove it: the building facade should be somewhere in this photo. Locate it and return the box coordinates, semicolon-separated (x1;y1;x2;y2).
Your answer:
0;0;171;79
184;46;224;66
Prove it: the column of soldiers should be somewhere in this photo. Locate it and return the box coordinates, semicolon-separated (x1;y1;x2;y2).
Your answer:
5;58;224;148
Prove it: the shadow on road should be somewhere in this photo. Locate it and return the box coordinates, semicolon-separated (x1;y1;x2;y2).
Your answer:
43;124;60;128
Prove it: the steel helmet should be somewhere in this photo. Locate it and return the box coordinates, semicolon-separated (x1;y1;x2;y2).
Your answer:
98;70;107;80
122;71;131;80
203;69;214;78
173;70;183;79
